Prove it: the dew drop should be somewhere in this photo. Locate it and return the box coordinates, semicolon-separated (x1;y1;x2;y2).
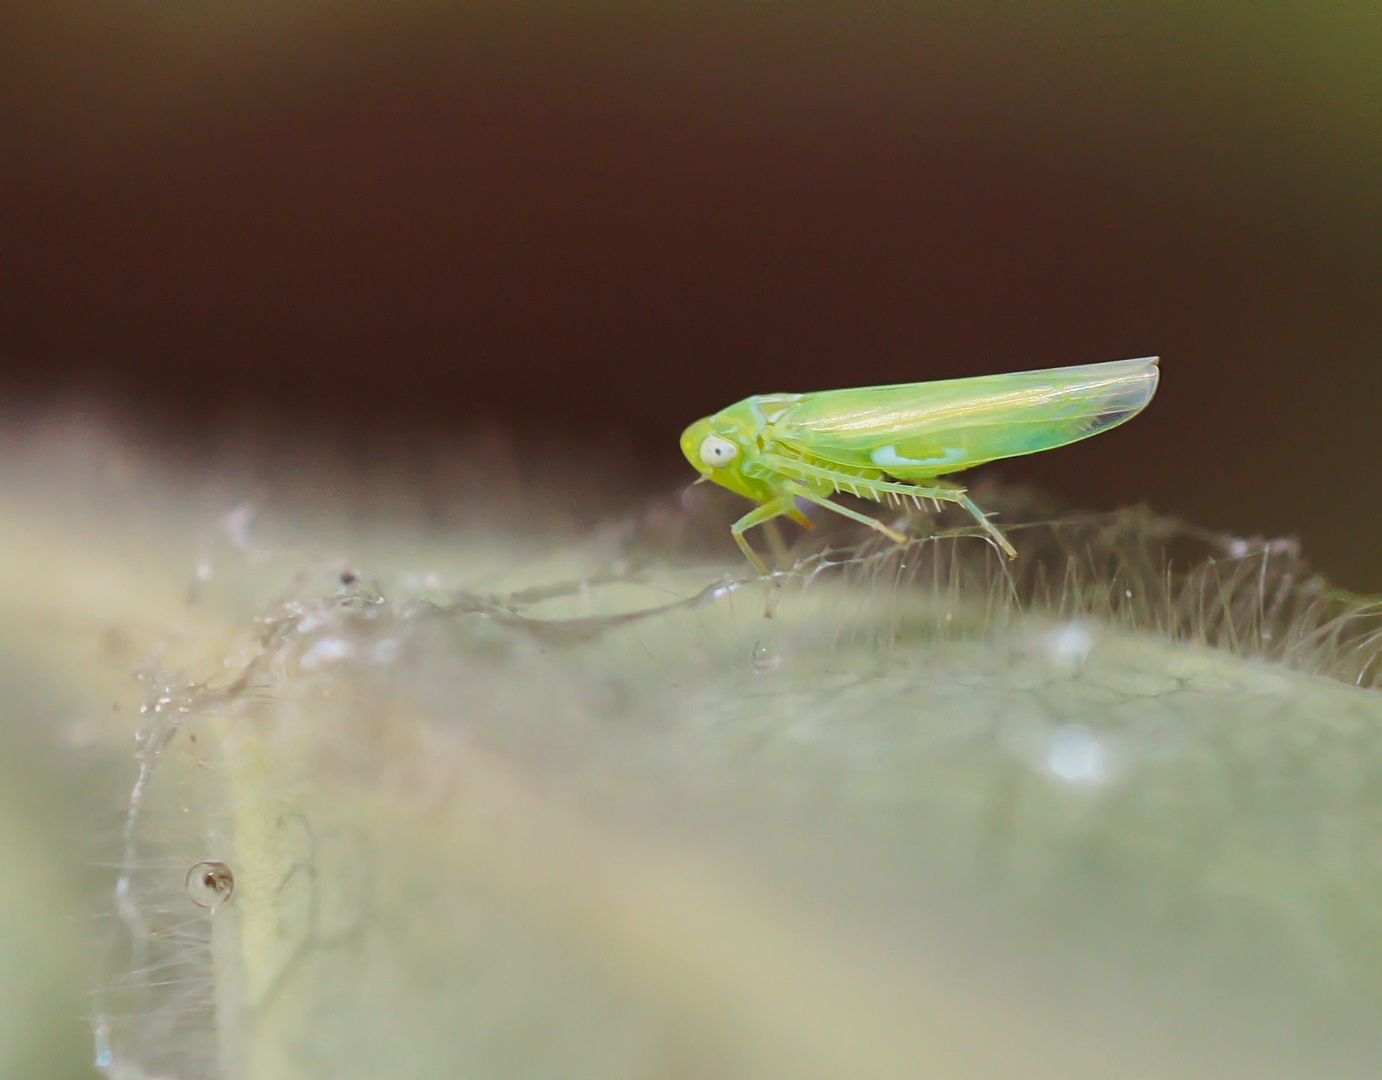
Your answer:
371;638;402;664
750;640;781;675
1043;725;1116;787
185;860;235;910
1042;621;1096;670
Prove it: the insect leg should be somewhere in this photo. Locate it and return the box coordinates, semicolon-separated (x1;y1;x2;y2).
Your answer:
952;491;1018;559
760;452;1018;558
817;470;1017;560
761;517;792;565
787;486;908;546
730;498;796;575
856;480;1018;560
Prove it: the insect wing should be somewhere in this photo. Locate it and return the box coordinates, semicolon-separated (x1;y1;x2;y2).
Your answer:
770;357;1158;476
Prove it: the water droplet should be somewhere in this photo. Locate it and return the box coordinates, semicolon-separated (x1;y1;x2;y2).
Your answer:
300;636;355;669
1042;621;1096;670
750;640;781;674
185;860;235;910
371;638;402;664
1043;725;1116;787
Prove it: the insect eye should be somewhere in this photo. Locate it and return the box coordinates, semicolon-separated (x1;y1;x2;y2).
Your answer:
699;434;739;469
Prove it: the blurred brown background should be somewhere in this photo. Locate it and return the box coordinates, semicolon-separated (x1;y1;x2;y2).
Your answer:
2;1;1379;589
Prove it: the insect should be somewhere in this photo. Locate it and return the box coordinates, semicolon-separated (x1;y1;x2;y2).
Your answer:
681;356;1160;573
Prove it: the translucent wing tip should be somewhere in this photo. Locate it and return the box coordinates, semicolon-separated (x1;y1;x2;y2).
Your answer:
1125;354;1160;399
1123;354;1160;392
1084;356;1160;435
1105;355;1159;373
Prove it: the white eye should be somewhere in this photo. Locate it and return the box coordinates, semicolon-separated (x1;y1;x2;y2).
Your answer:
699;434;739;469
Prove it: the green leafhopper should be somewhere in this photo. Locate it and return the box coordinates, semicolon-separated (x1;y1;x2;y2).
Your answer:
681;356;1160;573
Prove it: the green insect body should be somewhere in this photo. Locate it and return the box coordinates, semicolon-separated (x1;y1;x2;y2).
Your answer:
680;356;1160;574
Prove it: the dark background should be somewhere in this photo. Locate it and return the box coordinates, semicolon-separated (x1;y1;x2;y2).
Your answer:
3;1;1379;589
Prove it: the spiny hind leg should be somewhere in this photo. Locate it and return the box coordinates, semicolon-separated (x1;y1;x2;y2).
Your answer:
887;483;1017;560
758;451;1015;557
851;476;1018;560
787;486;908;546
950;490;1017;559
